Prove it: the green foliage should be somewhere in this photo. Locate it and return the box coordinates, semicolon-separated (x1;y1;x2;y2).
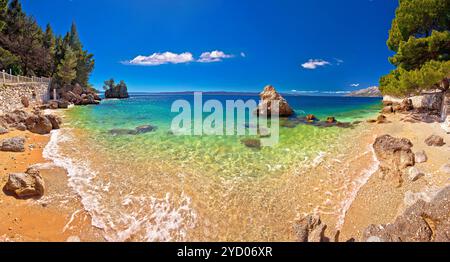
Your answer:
103;78;128;95
387;0;450;52
0;0;94;88
390;30;450;70
380;60;450;96
381;0;450;96
0;0;7;31
56;46;77;86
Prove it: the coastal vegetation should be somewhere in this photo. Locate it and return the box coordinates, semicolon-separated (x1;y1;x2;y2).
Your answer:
380;0;450;96
0;0;94;90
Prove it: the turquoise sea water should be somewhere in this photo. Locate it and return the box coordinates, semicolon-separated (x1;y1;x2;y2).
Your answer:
65;93;381;177
57;93;382;241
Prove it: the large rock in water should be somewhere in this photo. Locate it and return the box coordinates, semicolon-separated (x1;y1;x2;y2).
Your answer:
4;167;45;198
1;137;25;152
373;135;415;185
362;186;450;242
256;85;293;117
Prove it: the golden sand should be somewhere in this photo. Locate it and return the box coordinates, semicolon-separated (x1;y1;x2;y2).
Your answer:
0;130;102;242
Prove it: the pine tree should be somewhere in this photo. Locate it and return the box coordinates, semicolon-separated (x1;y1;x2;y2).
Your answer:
380;0;450;96
43;24;56;75
56;46;77;87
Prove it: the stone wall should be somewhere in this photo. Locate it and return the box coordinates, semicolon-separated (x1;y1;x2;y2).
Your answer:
0;83;50;114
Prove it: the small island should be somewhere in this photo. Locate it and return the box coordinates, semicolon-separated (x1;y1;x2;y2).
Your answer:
103;78;129;99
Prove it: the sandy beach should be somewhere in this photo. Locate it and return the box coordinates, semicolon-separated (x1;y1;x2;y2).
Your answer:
1;109;448;242
0;129;101;242
340;113;450;241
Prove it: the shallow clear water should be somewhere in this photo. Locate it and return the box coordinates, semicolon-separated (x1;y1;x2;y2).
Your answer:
53;93;382;241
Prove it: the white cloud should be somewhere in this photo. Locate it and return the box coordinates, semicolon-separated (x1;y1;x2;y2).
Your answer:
125;52;194;66
240;52;246;58
350;83;360;87
197;50;233;63
334;58;344;65
301;59;331;69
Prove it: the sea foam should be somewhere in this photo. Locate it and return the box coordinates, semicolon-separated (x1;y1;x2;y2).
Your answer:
43;129;197;242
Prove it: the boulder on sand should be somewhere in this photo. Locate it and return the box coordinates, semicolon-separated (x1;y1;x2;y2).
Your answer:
414;151;428;163
4;167;45;198
256;85;294;117
45;114;62;129
1;137;25;152
25;114;53;135
425;135;445;147
373;135;415;186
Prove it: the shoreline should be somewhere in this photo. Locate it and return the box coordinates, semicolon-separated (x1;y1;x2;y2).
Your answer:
1;105;449;242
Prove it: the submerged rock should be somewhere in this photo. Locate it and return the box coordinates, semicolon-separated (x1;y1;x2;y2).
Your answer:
425;135;445;147
326;117;337;123
305;114;318;122
109;125;157;136
109;129;137;136
135;125;157;134
256;85;294;117
241;138;261;149
1;137;25;152
362;186;450;242
373;135;415;186
294;214;327;242
4;167;45;198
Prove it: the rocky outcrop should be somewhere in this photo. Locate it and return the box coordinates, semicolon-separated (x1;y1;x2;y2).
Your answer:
54;84;101;106
256;85;294;117
425;135;446;147
373;135;415;185
294;214;328;242
104;80;129;99
45;114;62;129
0;109;61;134
346;86;382;97
4;167;45;198
1;137;25;152
362;186;450;242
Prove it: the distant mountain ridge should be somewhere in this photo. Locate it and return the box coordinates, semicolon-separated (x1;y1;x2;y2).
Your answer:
345;86;382;97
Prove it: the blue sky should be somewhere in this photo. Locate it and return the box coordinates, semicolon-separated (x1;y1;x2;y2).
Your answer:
22;0;398;93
